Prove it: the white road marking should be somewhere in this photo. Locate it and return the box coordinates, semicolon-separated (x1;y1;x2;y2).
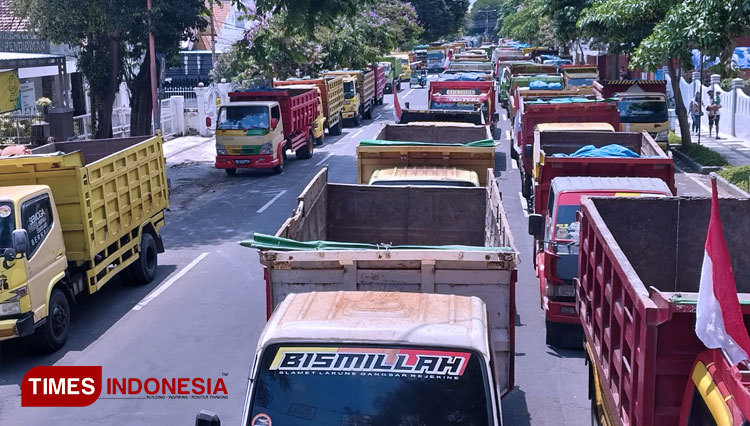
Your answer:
257;190;288;213
385;104;393;110
406;89;415;98
316;153;334;166
674;164;712;194
511;159;518;169
502;114;507;121
505;130;511;140
348;129;364;140
132;252;210;311
518;192;529;217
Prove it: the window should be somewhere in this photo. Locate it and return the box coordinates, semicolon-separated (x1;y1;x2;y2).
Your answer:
687;386;718;426
271;106;280;121
21;194;54;258
0;201;15;252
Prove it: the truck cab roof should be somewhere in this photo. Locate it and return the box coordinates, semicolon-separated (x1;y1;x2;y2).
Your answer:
551;176;672;194
369;167;481;187
222;101;277;108
259;291;490;359
0;185;50;202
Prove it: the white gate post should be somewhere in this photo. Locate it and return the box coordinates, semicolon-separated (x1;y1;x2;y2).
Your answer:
171;95;185;136
732;78;743;137
218;78;231;106
692;71;701;97
194;83;209;136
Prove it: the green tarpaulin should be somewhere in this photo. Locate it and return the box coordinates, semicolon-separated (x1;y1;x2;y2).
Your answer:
242;233;512;252
358;139;495;147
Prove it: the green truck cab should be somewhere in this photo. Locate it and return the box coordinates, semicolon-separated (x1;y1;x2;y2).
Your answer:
379;56;403;93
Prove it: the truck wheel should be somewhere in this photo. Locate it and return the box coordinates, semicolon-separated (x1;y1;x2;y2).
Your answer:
34;289;70;352
353;113;361;126
330;119;343;136
545;321;561;347
521;173;532;198
225;168;237;176
509;139;518;160
273;146;285;174
365;107;373;120
314;133;324;146
296;133;314;160
130;232;158;284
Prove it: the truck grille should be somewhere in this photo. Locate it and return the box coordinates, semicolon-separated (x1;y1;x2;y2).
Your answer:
226;145;260;155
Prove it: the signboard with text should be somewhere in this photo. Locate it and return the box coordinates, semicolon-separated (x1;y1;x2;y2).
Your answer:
0;32;50;54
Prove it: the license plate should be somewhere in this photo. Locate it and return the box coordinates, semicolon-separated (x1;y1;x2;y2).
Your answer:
235;159;251;165
560;306;576;315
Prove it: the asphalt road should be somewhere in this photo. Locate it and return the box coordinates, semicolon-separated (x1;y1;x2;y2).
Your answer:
0;77;718;426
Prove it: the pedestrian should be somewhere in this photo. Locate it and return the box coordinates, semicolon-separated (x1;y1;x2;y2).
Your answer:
619;67;629;80
689;93;702;135
706;90;722;139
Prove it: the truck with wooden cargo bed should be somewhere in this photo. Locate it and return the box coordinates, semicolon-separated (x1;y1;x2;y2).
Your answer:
578;196;750;426
325;70;376;125
379;56;403;93
0;135;169;351
356;122;495;187
242;167;519;399
561;65;599;94
367;63;386;106
273;76;345;137
215;88;318;175
429;80;499;131
196;291;506;426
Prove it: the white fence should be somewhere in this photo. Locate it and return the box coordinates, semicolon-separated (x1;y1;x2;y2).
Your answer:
669;70;750;139
161;86;198;109
73;106;131;139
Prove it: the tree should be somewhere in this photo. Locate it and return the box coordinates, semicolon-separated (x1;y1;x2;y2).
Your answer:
498;0;555;46
467;0;503;36
15;0;206;138
540;0;592;54
411;0;470;42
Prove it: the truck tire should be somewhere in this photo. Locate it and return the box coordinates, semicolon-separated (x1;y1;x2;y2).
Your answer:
225;168;237;176
130;232;158;284
509;139;518;160
522;173;532;199
273;146;285;174
296;133;314;160
314;133;324;146
330;118;343;136
34;289;70;352
353;113;361;126
365;104;373;120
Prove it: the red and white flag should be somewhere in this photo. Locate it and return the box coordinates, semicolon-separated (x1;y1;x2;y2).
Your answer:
393;89;402;123
695;177;750;364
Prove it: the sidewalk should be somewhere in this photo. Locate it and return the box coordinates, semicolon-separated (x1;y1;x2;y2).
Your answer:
677;122;750;167
162;134;214;163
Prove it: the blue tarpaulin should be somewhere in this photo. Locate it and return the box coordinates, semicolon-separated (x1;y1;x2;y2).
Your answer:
438;72;488;81
735;47;750;69
529;80;563;90
550;144;641;158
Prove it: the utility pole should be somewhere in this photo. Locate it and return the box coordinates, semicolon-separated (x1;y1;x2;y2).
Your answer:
476;9;496;41
210;6;217;68
147;0;159;133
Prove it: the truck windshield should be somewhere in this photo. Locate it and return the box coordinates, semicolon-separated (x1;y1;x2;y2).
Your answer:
247;344;493;426
427;52;445;60
617;100;668;123
217;106;269;130
567;77;595;87
0;202;15;251
554;204;580;242
344;81;356;99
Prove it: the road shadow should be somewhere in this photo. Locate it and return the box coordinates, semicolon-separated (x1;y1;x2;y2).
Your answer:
546;346;586;360
0;264;177;385
502;387;532;426
495;150;508;173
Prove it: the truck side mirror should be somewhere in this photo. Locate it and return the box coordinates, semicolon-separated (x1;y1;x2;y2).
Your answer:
405;102;410;109
195;410;221;426
270;118;278;129
523;144;533;159
205;117;212;128
12;229;29;256
528;214;543;237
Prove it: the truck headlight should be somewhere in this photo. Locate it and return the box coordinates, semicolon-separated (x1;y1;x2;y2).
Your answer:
547;284;576;299
259;142;273;155
0;301;21;316
656;130;669;141
216;145;227;156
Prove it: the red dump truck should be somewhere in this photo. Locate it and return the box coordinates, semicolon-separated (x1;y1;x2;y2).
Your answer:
429;80;498;130
273;76;345;136
579;196;750;426
513;96;620;197
215;89;318;174
526;126;676;346
368;63;386;106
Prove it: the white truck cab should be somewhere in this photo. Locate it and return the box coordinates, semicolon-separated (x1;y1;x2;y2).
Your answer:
196;291;503;426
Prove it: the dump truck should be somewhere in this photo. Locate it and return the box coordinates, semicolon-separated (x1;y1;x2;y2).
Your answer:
215;88;318;175
593;80;670;148
504;72;564;113
391;53;412;81
368;63;386;106
356;123;495;187
379;56;403;93
429;80;499;130
512;96;620;196
243;167;519;399
426;45;448;73
325;70;376;125
273;76;345;137
561;65;599;94
579;196;750;426
270;84;326;146
196;291;506;426
0;135;169;351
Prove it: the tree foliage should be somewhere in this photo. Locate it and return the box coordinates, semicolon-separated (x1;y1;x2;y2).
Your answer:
498;0;555;46
411;0;469;42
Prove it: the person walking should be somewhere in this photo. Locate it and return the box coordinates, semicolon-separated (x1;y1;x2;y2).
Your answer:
706;90;722;139
690;93;702;135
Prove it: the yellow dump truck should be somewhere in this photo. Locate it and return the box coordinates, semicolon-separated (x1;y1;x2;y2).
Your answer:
325;70;375;125
357;123;495;187
0;135;169;351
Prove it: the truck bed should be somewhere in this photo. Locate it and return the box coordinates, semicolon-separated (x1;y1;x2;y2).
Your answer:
578;197;750;426
532;130;675;213
0;135;169;289
228;89;318;137
245;167;519;397
274;77;344;119
357;123;495;185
